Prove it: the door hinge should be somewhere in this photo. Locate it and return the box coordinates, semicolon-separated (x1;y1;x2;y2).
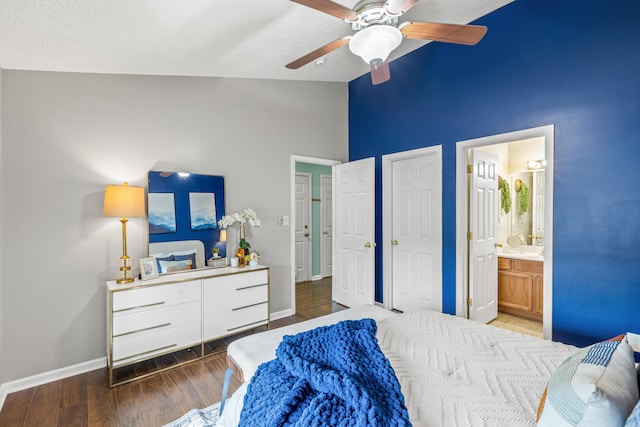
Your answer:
467;164;473;173
467;297;473;307
467;231;473;240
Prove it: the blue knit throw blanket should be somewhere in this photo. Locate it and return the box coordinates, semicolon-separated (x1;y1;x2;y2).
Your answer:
238;318;411;426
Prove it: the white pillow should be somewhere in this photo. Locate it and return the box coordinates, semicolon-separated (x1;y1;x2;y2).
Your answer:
169;249;196;256
537;335;638;426
150;252;169;258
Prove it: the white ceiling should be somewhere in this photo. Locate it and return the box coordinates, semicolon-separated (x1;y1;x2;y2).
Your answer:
0;0;512;83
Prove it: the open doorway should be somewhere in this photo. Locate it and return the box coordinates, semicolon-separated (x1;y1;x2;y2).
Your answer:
455;125;554;339
290;155;341;315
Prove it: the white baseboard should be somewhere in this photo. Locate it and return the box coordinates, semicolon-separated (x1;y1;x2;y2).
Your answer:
0;357;106;411
311;275;323;281
270;308;294;320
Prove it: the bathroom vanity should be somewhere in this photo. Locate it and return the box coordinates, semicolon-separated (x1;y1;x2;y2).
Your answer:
497;254;543;321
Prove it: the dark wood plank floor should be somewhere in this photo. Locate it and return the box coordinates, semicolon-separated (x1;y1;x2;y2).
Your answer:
0;277;342;427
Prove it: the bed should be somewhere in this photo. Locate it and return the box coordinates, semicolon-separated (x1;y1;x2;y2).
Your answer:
219;306;640;426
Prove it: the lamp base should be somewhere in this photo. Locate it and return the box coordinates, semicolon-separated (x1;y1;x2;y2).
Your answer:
116;257;134;284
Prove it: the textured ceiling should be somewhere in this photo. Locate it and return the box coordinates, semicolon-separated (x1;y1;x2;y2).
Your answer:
0;0;512;82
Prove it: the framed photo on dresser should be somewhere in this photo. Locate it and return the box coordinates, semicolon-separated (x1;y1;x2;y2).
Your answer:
140;256;159;280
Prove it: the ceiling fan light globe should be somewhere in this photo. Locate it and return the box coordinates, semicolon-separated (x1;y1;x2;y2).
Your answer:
349;25;402;64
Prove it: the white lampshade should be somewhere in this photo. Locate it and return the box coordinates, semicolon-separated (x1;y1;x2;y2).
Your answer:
349;25;402;65
103;182;145;218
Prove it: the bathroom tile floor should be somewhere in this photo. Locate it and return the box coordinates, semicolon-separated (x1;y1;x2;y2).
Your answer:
490;312;543;338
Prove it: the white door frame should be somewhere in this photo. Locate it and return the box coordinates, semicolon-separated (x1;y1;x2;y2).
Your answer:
290;155;341;315
320;173;333;278
455;125;554;339
382;146;442;311
295;172;312;283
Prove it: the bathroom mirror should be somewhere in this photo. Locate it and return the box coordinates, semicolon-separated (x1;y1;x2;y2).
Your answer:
491;136;546;248
147;171;226;262
501;170;544;246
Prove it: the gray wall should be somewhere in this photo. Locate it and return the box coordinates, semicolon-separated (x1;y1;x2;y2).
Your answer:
0;67;4;384
0;70;348;383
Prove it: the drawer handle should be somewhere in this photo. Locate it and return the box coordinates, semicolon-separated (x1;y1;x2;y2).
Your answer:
113;343;177;364
113;322;172;338
232;301;267;312
114;301;165;313
236;284;267;291
227;319;269;332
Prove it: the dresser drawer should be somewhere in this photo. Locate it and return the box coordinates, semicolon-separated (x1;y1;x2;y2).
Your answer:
203;282;268;312
112;280;201;313
112;300;201;337
203;270;268;292
112;321;201;366
203;301;268;340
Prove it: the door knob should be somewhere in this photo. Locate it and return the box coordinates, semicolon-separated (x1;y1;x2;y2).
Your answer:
364;242;372;248
495;243;503;247
323;231;329;235
392;240;399;246
304;225;309;237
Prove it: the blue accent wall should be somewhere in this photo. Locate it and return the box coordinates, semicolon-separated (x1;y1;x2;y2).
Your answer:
348;0;640;346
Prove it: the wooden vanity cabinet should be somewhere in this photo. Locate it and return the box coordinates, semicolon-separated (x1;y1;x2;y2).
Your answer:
497;258;543;321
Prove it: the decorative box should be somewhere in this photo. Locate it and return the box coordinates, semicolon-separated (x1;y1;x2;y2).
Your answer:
207;257;227;268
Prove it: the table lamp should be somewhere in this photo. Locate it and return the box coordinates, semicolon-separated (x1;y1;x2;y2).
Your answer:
103;182;145;283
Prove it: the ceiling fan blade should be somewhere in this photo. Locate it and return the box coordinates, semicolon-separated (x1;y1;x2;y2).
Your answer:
385;0;419;16
370;60;391;85
290;0;358;21
286;37;351;69
400;22;487;45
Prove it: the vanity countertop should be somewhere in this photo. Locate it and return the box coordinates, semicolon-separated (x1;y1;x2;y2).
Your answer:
498;251;544;262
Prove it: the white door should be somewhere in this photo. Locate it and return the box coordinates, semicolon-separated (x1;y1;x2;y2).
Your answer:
320;174;333;278
295;173;311;283
333;158;375;307
468;150;499;323
390;149;442;312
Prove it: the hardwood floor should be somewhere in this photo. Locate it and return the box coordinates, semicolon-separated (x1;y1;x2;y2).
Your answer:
0;278;343;427
0;278;542;426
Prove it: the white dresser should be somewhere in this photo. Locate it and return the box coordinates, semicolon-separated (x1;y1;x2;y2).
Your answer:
106;265;269;387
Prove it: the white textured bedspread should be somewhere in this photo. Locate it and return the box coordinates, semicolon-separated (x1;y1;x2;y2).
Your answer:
221;309;578;426
378;310;576;426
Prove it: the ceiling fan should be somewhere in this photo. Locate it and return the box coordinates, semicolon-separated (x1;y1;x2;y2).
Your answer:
286;0;488;85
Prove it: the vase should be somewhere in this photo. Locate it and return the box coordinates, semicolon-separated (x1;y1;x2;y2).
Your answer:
237;222;251;264
236;248;248;268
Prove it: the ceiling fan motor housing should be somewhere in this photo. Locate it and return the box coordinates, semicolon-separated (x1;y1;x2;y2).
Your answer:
351;1;399;31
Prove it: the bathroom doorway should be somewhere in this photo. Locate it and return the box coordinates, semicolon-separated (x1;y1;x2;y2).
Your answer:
456;125;554;339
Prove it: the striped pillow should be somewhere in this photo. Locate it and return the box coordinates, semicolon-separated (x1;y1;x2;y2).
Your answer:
537;335;638;427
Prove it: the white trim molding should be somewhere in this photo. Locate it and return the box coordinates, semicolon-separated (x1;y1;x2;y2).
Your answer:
0;357;106;410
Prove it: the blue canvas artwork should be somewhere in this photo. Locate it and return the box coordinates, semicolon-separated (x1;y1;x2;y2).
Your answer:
189;192;217;231
148;193;177;234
